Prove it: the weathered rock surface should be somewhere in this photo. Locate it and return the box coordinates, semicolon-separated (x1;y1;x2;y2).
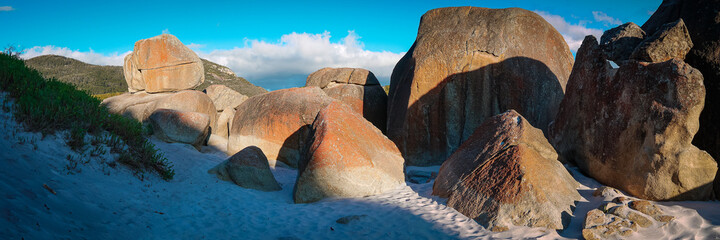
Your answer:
294;102;404;203
584;193;674;239
204;84;248;111
123;34;204;93
600;22;646;62
148;109;210;148
306;68;387;131
102;90;217;131
549;36;717;200
642;0;720;198
208;146;281;191
631;19;693;62
387;7;573;166
228;87;335;168
433;110;580;230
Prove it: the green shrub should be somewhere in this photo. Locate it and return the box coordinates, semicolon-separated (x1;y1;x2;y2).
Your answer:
0;52;174;180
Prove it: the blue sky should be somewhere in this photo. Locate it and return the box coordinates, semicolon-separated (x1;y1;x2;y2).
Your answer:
1;0;661;90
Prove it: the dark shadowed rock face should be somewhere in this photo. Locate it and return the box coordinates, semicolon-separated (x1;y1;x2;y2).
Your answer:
387;7;573;166
294;102;404;204
600;22;646;62
208;146;281;192
227;87;336;168
305;68;387;132
148;109;210;149
631;19;693;62
641;0;720;198
433;110;580;230
550;36;717;201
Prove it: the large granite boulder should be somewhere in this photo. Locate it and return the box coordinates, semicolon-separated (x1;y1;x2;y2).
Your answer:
433;110;580;230
208;146;281;192
228;87;335;168
294;102;405;203
203;84;248;111
600;22;646;62
148;109;210;149
305;68;387;131
641;0;720;197
549;36;717;200
124;34;204;93
631;19;693;62
102;90;217;131
387;7;573;166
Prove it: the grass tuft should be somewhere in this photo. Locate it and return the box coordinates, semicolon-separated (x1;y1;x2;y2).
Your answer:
0;52;174;180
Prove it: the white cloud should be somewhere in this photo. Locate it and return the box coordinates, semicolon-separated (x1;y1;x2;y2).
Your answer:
186;43;206;50
592;11;622;26
534;10;603;52
0;6;13;11
197;31;404;85
162;29;170;34
20;46;130;66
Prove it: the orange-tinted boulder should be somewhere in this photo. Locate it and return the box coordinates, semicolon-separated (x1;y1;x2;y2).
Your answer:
227;87;335;168
124;34;204;93
387;7;573;166
305;68;387;131
294;102;405;203
433;110;579;230
148;109;210;149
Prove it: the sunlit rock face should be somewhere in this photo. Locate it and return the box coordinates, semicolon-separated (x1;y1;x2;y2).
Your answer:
123;34;204;93
294;102;405;204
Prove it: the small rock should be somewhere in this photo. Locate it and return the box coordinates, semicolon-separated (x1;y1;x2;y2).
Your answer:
620;229;634;237
584;209;608;228
208;146;281;192
612;196;630;204
582;228;602;240
655;215;675;223
335;215;368;224
490;225;509;232
593;186;621;198
629;200;664;216
627;211;653;228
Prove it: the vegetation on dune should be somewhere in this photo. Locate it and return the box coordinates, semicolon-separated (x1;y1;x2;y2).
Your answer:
0;52;174;180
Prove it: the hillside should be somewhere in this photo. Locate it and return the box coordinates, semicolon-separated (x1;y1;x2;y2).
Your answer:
25;55;126;94
25;55;268;96
197;59;268;96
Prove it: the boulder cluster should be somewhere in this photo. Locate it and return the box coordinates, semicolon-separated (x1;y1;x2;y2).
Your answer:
102;0;719;234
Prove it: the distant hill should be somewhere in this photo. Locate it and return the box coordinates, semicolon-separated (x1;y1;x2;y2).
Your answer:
25;55;268;96
196;59;267;96
25;55;126;95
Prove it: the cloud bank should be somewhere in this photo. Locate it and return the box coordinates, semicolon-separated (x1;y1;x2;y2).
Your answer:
197;31;404;86
534;10;604;52
0;6;13;12
21;46;130;66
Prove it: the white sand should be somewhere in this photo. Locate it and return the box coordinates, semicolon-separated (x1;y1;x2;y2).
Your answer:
0;96;719;239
